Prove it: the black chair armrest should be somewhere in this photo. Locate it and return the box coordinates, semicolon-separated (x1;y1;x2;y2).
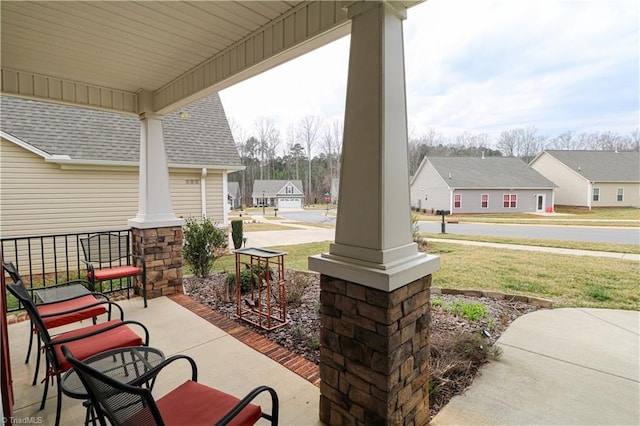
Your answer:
216;385;279;426
32;290;110;306
39;300;124;321
130;354;198;387
48;320;150;347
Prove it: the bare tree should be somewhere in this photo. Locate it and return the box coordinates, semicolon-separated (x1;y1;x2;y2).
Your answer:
549;131;583;150
629;129;640;152
297;115;323;202
254;117;279;179
497;126;545;162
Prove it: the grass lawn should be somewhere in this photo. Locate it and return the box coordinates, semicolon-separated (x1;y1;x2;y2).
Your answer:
211;241;639;310
422;233;640;255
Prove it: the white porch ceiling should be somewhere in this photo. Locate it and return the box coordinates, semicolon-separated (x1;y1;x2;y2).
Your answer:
1;1;357;115
1;1;421;115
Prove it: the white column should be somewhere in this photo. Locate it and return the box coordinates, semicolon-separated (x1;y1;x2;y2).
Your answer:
309;1;439;292
128;95;183;229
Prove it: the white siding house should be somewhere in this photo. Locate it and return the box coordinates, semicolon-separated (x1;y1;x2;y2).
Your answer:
0;94;243;238
530;150;640;208
410;157;556;214
252;180;305;209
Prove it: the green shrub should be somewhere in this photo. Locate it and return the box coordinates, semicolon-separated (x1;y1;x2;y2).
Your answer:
183;216;227;278
231;220;243;250
226;265;274;293
226;269;255;293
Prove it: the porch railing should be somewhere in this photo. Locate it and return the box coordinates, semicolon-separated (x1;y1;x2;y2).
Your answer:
1;229;133;313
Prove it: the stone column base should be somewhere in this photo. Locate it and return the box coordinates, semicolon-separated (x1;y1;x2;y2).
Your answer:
131;226;183;298
319;274;431;425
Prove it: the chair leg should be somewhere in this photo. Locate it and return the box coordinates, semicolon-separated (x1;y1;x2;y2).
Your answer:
54;374;62;426
32;335;42;386
142;273;147;308
40;366;49;410
25;321;35;364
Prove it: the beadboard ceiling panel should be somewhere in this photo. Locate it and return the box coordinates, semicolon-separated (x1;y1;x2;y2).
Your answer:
1;1;421;114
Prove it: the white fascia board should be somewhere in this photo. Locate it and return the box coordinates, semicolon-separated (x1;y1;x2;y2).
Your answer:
47;158;245;172
1;130;56;159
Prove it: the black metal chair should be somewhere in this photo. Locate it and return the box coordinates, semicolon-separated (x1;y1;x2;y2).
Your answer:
80;232;147;308
2;261;120;385
5;279;150;426
61;345;280;426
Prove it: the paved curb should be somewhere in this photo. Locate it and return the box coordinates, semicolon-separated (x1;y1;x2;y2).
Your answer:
431;287;554;308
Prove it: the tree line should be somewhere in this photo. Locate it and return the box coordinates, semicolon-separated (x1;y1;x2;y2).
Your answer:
228;117;639;206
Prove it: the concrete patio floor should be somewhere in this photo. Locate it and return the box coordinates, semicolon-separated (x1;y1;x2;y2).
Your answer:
7;296;321;425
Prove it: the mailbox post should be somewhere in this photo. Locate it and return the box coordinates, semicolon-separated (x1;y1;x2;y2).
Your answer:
436;210;450;234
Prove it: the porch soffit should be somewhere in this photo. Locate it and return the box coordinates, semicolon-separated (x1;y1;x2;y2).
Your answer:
0;1;353;115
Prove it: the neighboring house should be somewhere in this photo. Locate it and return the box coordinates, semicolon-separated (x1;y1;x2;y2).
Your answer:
530;150;640;208
227;181;242;210
0;94;243;237
252;180;305;209
410;157;556;214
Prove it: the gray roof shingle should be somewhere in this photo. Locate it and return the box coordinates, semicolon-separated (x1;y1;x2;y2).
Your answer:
540;150;640;182
0;94;241;168
428;157;556;189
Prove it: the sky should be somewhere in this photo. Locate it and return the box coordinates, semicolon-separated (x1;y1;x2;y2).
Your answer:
219;0;639;150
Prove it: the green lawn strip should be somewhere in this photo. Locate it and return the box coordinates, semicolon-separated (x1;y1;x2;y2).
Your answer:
212;241;332;273
413;207;640;226
211;240;639;310
429;242;639;310
422;233;640;255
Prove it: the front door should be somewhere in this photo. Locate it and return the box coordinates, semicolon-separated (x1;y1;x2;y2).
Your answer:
536;194;545;212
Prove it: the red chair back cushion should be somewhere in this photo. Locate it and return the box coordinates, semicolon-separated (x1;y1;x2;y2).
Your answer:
52;320;143;372
39;295;107;329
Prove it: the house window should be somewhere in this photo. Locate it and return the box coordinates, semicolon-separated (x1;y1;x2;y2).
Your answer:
503;194;517;208
454;194;462;209
593;187;600;202
286;185;293;194
481;194;489;209
617;188;624;202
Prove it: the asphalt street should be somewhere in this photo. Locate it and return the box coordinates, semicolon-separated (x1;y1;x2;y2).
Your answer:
278;209;639;245
418;221;640;245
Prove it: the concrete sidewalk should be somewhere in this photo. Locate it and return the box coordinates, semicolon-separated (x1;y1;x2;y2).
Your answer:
431;308;640;425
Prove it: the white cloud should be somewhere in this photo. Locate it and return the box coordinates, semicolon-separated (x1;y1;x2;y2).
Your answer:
221;0;639;145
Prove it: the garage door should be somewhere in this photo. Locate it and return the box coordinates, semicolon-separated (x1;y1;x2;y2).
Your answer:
278;198;301;208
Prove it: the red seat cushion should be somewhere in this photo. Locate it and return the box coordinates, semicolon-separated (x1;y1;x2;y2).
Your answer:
157;380;262;426
89;266;142;281
51;320;143;372
38;295;107;329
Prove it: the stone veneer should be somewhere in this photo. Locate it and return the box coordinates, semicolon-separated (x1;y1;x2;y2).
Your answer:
319;274;432;425
131;226;183;298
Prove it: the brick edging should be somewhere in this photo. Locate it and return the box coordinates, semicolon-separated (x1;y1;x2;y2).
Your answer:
168;293;320;387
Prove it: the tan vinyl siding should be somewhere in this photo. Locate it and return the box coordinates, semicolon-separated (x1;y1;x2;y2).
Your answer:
530;153;588;206
205;171;224;222
592;182;640;208
2;140;229;267
1;139;139;237
169;170;203;220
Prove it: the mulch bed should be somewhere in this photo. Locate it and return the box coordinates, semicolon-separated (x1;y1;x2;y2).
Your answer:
184;271;542;420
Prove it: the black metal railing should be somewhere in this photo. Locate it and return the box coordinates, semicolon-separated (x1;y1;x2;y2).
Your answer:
2;229;132;312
